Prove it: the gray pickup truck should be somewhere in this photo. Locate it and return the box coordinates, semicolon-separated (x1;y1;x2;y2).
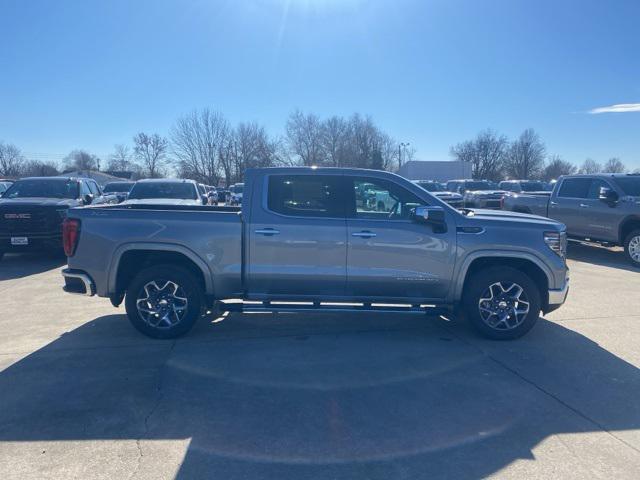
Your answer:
503;174;640;266
61;167;569;340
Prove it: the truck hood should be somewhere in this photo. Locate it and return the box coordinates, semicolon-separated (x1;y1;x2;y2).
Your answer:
465;190;507;196
433;191;463;199
466;208;563;226
123;198;202;206
0;198;78;207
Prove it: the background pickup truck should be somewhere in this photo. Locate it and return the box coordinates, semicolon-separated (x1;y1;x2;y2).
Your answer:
62;167;569;340
503;173;640;266
0;176;116;260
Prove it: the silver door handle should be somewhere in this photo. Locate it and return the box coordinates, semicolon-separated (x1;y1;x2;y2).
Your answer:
255;228;280;236
352;231;376;238
550;201;558;206
579;203;589;208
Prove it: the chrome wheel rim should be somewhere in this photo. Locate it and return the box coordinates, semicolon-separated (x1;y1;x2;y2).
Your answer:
629;235;640;263
136;280;188;329
478;282;530;331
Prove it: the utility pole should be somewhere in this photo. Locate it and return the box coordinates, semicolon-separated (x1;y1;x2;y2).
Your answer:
398;142;410;169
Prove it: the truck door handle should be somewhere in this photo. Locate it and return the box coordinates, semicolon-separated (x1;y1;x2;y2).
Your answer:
352;231;377;238
255;228;280;236
579;203;589;208
550;201;558;206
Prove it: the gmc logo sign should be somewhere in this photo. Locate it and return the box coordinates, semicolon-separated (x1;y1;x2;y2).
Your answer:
4;213;31;219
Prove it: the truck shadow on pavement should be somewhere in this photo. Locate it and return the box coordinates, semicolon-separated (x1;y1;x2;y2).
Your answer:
0;253;66;281
1;312;640;479
567;241;638;273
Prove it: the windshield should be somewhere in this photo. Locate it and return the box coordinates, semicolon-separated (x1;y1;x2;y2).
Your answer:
415;181;443;192
465;181;491;190
2;179;79;199
614;177;640;196
128;182;197;200
103;182;134;193
521;182;546;192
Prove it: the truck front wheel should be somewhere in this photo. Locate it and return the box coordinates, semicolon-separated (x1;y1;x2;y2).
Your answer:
462;266;541;340
624;229;640;267
125;265;204;339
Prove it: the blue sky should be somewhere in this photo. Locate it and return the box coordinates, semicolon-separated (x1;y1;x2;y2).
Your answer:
1;0;639;168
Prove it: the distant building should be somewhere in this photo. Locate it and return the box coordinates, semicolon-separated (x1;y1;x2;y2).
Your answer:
58;170;125;186
104;170;135;180
397;160;472;182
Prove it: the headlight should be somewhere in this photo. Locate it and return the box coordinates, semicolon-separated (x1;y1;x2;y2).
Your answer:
544;231;567;258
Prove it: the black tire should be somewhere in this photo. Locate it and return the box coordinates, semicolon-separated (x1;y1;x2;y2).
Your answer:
125;264;204;339
462;266;541;340
623;229;640;268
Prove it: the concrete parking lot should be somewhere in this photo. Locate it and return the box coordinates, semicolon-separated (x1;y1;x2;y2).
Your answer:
0;244;639;479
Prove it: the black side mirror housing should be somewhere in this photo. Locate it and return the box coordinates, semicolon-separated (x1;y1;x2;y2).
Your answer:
83;194;94;205
411;206;447;232
599;187;619;204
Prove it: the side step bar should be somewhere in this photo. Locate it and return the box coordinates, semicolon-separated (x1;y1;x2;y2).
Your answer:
218;300;449;316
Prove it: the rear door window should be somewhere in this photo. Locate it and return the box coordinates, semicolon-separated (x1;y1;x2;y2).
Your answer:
557;178;591;198
267;175;344;218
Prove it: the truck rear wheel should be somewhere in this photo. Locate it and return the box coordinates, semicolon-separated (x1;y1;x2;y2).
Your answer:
125;264;204;339
624;229;640;267
462;266;541;340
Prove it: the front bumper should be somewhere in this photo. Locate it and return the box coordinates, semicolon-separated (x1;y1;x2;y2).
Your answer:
546;277;570;312
0;233;62;252
471;198;503;209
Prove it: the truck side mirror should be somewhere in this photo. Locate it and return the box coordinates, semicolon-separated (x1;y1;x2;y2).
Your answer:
599;187;618;205
83;194;94;205
411;206;447;232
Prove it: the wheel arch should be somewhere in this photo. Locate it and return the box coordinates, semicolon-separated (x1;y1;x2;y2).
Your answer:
453;252;552;311
108;243;213;300
619;215;640;245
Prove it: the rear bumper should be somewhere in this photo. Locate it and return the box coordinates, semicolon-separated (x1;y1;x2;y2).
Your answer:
61;268;95;296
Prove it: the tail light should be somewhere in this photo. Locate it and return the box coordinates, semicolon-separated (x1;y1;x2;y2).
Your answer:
63;218;80;257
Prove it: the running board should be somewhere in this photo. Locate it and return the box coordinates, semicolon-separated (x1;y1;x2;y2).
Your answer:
218;300;449;316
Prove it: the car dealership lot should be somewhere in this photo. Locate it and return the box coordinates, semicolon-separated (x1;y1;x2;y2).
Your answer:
1;246;639;479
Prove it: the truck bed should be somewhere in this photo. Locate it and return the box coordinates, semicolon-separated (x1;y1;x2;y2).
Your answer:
66;204;244;298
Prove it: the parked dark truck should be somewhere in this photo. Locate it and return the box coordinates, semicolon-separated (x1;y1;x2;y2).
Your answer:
503;173;640;266
0;176;114;260
61;167;569;340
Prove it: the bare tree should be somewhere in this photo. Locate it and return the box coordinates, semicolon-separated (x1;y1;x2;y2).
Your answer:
504;129;546;179
63;150;99;172
0;142;25;177
107;144;133;172
450;130;507;181
543;155;576;181
171;109;230;185
603;157;626;173
134;133;168;178
231;122;278;181
578;158;602;174
285;110;325;166
321;116;351;167
22;160;59;177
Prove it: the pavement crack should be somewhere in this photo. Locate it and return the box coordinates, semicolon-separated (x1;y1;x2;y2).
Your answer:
128;339;177;480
